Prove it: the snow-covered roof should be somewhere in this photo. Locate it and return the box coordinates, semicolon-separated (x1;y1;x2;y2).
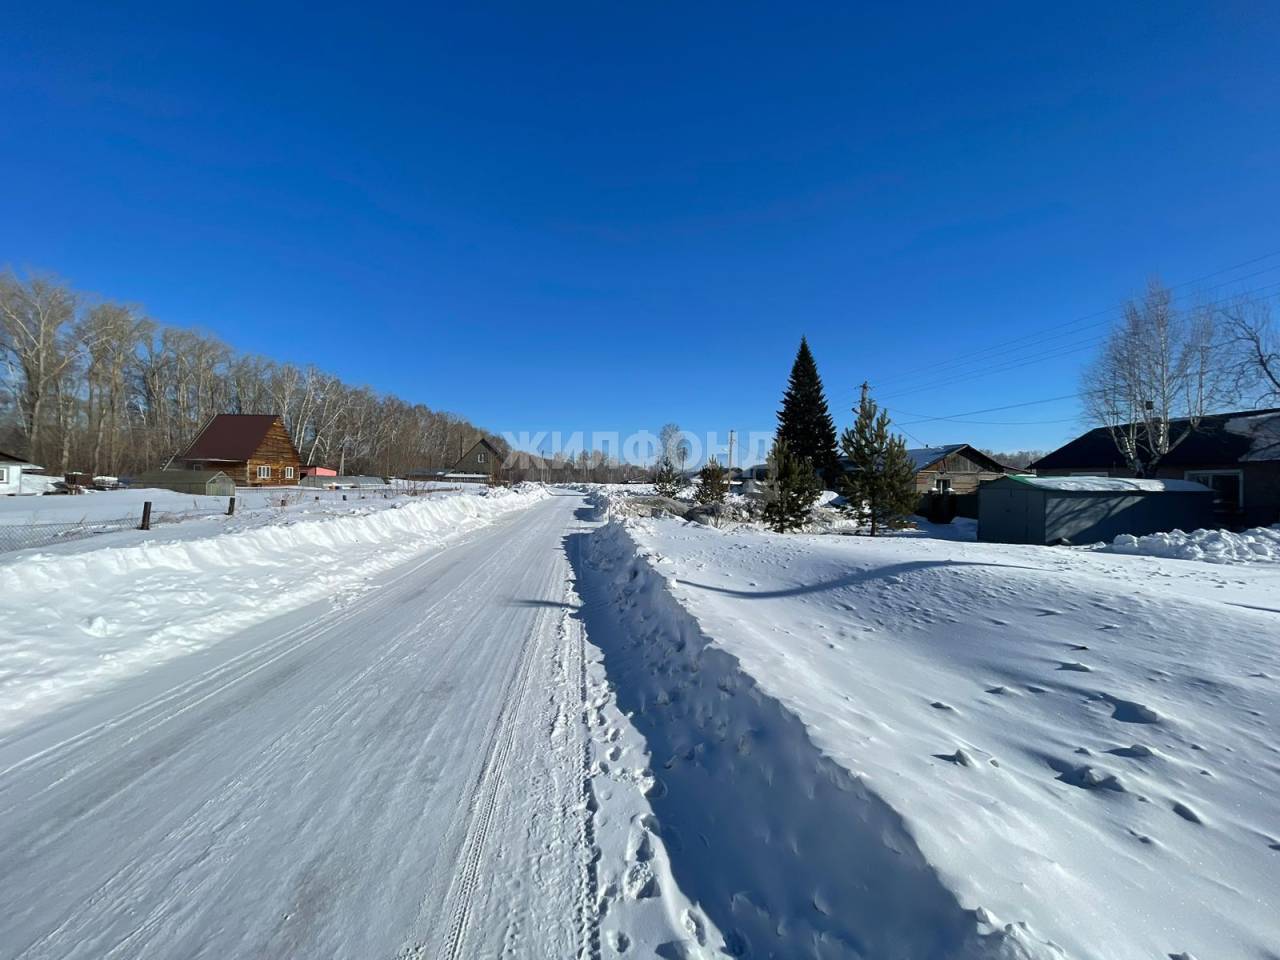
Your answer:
1013;476;1211;493
906;444;966;472
1225;412;1280;462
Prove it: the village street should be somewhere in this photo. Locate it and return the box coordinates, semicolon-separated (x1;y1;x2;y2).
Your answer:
0;493;599;960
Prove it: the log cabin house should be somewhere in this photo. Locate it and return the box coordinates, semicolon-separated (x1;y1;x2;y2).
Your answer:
176;414;302;487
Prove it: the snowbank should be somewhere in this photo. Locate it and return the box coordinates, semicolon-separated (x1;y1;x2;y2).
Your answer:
583;501;1280;959
576;519;1049;959
0;485;550;732
1106;524;1280;563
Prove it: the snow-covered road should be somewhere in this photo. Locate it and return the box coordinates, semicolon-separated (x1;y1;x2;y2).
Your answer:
0;492;597;959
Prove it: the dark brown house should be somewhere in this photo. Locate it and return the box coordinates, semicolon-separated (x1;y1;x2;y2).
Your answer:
1031;408;1280;529
177;414;302;487
452;437;505;477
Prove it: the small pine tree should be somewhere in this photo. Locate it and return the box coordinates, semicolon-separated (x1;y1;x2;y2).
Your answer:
653;455;683;498
762;438;822;532
839;385;918;536
694;458;730;505
776;337;840;484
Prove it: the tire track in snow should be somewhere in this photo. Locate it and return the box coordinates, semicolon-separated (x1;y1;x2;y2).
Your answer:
13;533;515;960
0;529;464;790
423;517;564;960
434;628;543;957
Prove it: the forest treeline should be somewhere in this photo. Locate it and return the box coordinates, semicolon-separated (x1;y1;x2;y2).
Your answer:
0;270;499;477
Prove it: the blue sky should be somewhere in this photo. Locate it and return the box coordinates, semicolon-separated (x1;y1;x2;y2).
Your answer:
2;2;1278;461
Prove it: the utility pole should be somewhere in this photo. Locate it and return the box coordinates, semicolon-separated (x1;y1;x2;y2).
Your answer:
727;430;736;473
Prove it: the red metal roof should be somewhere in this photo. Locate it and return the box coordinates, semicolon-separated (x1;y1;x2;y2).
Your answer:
181;414;282;461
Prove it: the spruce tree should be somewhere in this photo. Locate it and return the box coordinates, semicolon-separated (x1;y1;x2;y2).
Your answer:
776;337;840;484
694;459;730;505
653;455;682;498
762;438;822;532
839;385;919;536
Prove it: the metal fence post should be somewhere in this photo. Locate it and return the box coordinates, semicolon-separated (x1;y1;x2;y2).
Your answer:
140;501;152;531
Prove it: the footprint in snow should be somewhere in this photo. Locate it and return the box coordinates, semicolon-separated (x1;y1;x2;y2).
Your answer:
933;748;975;767
622;862;658;900
607;929;630;953
929;700;955;712
1171;801;1203;824
1047;758;1127;793
1100;694;1161;724
1058;661;1093;672
1107;744;1155;759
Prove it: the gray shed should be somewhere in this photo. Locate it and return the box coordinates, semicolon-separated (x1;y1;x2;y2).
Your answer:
978;475;1215;545
133;469;237;497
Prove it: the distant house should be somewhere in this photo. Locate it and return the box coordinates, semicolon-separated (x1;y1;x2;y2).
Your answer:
452;437;504;476
0;449;41;496
1032;408;1280;528
176;414;302;487
300;465;337;478
410;437;537;483
839;443;1017;494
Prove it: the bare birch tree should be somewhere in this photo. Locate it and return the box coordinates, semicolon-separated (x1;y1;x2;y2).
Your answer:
1220;295;1280;404
1081;280;1235;475
0;267;499;479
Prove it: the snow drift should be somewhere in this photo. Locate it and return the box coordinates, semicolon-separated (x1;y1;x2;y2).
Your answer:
574;515;1057;959
0;485;550;732
581;491;1280;959
1105;523;1280;564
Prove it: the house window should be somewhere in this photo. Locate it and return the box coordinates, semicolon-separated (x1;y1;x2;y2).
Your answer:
933;478;952;493
257;465;272;479
0;467;7;484
1185;470;1243;513
284;466;295;480
477;452;486;464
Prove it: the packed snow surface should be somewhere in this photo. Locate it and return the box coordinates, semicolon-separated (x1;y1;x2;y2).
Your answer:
0;491;614;959
0;485;548;731
584;490;1279;959
1106;524;1280;564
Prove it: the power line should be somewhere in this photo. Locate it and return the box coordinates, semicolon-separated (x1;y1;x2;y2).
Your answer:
876;266;1280;393
875;278;1280;400
896;415;1080;426
874;253;1280;391
889;393;1079;422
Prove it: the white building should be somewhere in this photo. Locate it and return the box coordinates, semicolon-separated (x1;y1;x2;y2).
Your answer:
0;450;41;495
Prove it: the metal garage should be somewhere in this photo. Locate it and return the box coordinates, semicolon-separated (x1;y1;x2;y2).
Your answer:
978;475;1215;545
132;469;237;497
